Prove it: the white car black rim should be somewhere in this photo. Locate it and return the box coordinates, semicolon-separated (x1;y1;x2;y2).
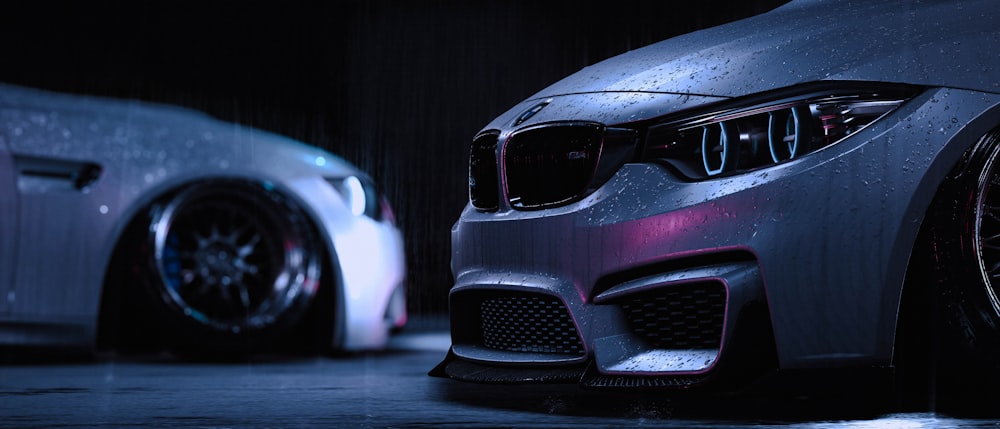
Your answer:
148;180;321;334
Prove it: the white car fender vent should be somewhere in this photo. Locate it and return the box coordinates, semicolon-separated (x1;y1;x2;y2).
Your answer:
14;155;102;192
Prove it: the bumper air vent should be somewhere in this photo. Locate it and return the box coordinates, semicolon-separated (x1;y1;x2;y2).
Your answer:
479;292;584;356
620;282;726;350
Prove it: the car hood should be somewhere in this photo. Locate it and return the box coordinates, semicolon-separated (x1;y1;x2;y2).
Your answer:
532;0;1000;100
0;83;360;179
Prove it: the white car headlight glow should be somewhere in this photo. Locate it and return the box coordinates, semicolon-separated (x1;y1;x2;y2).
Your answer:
326;175;384;220
344;176;367;217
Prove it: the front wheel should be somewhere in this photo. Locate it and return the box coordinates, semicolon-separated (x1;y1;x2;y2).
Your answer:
134;179;323;354
921;127;1000;412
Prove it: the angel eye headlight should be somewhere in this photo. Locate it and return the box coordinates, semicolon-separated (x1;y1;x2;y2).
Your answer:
643;84;921;180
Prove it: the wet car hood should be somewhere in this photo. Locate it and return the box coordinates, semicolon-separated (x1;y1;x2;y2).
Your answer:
0;83;359;178
532;0;1000;100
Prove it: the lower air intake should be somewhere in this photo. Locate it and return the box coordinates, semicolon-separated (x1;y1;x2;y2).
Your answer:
620;283;726;350
480;293;584;355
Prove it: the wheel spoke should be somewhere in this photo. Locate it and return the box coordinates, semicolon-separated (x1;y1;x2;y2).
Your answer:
237;285;252;312
983;232;1000;250
988;259;1000;278
237;234;260;258
150;181;320;334
983;176;1000;290
985;204;1000;223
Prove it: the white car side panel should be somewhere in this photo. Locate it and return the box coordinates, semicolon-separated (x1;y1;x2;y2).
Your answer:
13;182;106;320
0;139;15;314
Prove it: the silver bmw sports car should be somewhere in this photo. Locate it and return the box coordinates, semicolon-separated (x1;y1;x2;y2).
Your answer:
0;83;406;355
433;0;1000;401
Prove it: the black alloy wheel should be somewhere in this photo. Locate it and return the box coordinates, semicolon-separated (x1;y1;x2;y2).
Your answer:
913;127;1000;413
139;179;322;353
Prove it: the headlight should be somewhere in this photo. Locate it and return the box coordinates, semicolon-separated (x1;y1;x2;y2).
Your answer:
643;84;921;179
468;83;922;211
326;175;385;221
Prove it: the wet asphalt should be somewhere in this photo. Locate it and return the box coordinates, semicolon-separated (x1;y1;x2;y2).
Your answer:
1;319;998;428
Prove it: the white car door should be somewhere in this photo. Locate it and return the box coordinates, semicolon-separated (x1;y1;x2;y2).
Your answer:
0;138;16;314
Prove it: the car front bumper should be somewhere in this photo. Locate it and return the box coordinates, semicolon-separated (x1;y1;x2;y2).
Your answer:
437;87;1000;389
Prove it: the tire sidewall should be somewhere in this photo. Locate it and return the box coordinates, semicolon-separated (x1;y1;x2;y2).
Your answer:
132;179;322;355
929;129;1000;390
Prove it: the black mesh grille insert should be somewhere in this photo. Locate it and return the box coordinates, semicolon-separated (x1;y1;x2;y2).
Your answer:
620;283;726;349
480;294;584;355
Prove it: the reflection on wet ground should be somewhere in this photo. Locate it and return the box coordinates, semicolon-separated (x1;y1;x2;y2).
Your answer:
0;318;998;428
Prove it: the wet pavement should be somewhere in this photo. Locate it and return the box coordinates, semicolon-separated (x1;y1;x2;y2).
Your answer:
1;319;998;428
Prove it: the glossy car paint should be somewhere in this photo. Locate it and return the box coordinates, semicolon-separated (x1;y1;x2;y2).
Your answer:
0;83;406;351
437;0;1000;387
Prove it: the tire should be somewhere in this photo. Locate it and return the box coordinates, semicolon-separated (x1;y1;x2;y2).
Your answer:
921;127;1000;412
132;179;323;355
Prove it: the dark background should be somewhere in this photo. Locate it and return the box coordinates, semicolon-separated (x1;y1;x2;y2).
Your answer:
0;0;788;316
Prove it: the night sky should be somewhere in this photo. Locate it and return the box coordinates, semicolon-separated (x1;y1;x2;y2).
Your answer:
0;0;788;315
